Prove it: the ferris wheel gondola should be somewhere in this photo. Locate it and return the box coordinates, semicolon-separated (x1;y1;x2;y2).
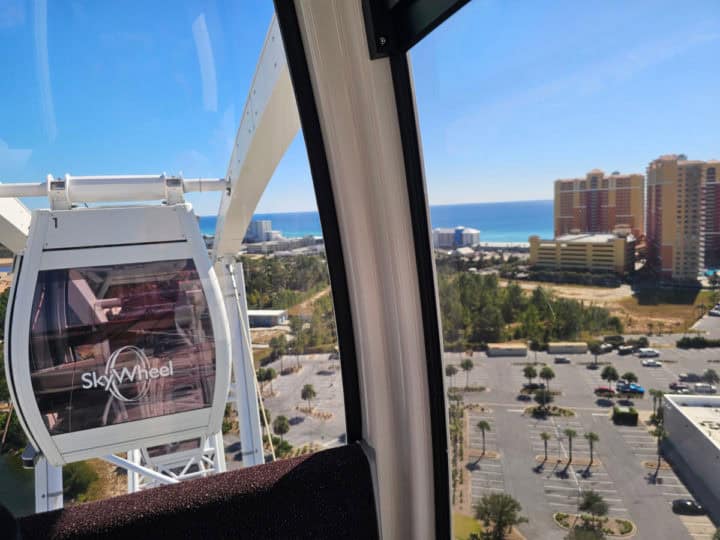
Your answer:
4;200;231;466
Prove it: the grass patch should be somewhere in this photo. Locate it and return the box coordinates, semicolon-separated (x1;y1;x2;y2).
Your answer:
617;290;717;329
253;348;273;368
453;512;482;540
525;405;575;417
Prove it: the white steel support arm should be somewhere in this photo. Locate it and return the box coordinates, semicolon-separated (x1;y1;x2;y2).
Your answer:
212;15;300;260
0;197;31;254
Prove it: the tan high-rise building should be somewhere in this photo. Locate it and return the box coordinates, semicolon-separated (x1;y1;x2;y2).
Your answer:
554;170;645;238
647;155;720;280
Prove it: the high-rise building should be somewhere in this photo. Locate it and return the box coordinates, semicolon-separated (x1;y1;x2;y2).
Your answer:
554;170;644;238
245;219;272;242
647;155;720;280
432;226;480;249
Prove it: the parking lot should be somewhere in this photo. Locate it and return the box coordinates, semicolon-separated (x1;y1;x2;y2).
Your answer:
446;317;720;539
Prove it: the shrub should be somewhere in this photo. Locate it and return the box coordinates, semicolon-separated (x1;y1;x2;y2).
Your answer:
677;336;720;349
612;406;638;426
63;461;98;501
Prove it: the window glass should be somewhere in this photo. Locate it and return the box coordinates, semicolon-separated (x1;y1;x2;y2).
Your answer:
0;1;346;516
29;260;215;435
413;1;720;538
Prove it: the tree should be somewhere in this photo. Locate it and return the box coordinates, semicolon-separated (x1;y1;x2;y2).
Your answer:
651;426;667;471
539;366;555;392
477;420;491;455
460;358;474;389
301;384;317;411
703;369;720;385
713;529;720;540
578;490;608;530
269;334;288;371
474;493;528;540
589;343;602;366
272;415;289;441
540;432;551;462
649;389;664;416
621;372;637;383
445;365;458;388
523;365;537;387
534;389;553;411
564;428;577;466
584;432;599;466
600;366;619;390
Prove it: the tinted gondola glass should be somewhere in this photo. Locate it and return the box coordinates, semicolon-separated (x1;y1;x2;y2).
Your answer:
28;259;215;435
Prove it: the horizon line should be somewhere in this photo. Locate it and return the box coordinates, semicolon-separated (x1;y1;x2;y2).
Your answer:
198;198;554;217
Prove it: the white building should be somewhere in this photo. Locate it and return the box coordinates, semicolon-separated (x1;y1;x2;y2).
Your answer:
247;309;289;327
663;395;720;511
246;220;272;242
432;226;480;249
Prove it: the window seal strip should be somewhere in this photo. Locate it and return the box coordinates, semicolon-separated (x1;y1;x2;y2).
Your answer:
273;1;363;445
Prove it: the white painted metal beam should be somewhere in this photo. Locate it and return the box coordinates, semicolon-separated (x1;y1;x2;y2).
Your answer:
0;196;30;254
212;15;300;260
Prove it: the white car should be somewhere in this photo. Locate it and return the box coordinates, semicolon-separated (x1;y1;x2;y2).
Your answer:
642;359;662;367
638;348;660;358
710;308;720;317
694;383;717;394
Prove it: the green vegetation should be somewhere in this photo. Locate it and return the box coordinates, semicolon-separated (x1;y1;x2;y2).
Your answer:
579;490;608;530
272;415;289;441
301;384;317;410
621;372;637;383
584;432;599;466
256;367;278;393
523;365;537;386
534;389;554;411
438;273;622;351
564;429;577;467
527;269;621;287
460;359;474;389
474;493;527;540
446;365;458;387
600;366;619;389
539;366;555;392
540;432;551;462
63;461;99;502
476;420;491;455
242;255;330;309
677;336;720;348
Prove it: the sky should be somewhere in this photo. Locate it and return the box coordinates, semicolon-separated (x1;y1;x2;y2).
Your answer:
0;0;718;215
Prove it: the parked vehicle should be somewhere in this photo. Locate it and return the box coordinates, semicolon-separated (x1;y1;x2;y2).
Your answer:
554;357;570;364
669;382;690;391
598;343;613;354
618;345;635;355
679;373;703;382
709;308;720;317
603;335;625;348
642;359;662;367
637;348;660;358
672;499;706;515
594;386;616;397
523;383;546;391
694;383;717;394
616;382;645;396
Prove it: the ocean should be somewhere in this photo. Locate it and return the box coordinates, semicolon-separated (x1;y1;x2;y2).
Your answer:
199;200;553;243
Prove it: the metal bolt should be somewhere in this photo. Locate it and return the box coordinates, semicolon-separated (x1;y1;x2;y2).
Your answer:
378;36;387;48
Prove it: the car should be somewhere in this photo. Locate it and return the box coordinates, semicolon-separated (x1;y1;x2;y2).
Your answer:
694;383;717;394
616;382;645;396
554;357;570;364
598;343;613;354
642;359;662;367
672;499;706;515
637;348;660;358
523;383;546;391
679;372;703;382
669;382;690;391
709;308;720;317
594;386;616;397
618;345;635;355
676;388;692;394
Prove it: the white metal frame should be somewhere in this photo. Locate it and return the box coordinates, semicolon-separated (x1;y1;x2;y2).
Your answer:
6;204;231;465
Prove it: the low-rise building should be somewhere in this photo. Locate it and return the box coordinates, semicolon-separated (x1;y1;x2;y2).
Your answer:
529;233;635;274
247;309;288;327
486;343;527;357
663;395;720;510
547;342;588;354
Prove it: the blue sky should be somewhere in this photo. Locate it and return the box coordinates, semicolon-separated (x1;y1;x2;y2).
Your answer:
0;0;718;214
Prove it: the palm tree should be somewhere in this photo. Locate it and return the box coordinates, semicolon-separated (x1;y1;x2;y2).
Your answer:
445;365;458;388
460;358;474;389
584;432;599;466
301;384;317;411
651;426;667;472
601;365;619;390
474;493;528;540
540;432;551;462
649;389;664;416
477;420;491;455
272;415;289;441
564;428;577;467
523;365;537;387
578;490;608;530
539;366;555;392
704;369;720;385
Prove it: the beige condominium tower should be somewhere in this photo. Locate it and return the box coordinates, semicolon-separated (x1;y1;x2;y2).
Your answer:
554;170;645;238
646;155;720;280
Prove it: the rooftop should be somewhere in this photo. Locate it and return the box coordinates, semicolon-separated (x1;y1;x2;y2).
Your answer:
247;309;288;317
666;395;720;447
532;233;635;244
